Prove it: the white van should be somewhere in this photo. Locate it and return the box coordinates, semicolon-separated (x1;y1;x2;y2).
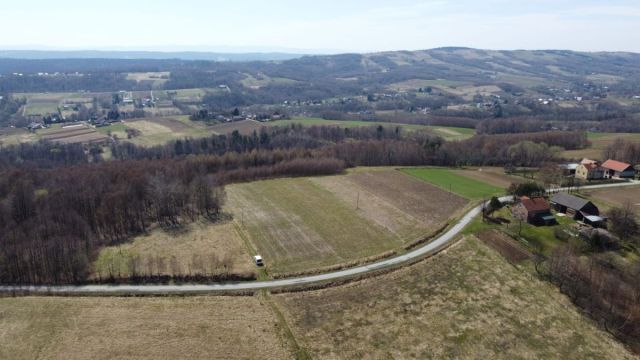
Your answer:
253;255;264;266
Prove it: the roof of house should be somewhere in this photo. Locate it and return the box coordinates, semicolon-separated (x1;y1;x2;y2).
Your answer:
581;163;601;170
601;159;633;172
581;158;598;165
520;197;551;212
551;193;592;211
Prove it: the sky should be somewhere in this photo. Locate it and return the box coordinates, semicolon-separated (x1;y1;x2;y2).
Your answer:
1;0;639;53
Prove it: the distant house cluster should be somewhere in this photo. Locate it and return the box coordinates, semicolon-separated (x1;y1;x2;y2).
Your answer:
573;158;637;180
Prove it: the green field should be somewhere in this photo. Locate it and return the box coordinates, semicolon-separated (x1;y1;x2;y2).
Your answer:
401;168;505;199
268;117;475;140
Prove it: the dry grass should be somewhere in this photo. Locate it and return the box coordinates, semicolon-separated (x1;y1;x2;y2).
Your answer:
583;185;640;216
124;117;210;146
275;236;636;359
0;296;292;360
92;220;254;279
210;120;266;135
476;229;532;263
454;167;527;188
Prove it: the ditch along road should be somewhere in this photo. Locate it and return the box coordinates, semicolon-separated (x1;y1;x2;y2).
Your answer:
2;181;639;295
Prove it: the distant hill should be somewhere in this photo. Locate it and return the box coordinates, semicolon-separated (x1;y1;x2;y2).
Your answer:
0;50;304;62
1;47;639;101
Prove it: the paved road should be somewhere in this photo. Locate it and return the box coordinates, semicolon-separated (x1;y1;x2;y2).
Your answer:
2;181;638;295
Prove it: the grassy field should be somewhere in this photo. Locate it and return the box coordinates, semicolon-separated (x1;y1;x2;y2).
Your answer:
226;169;467;274
0;296;292;359
275;236;636;359
563;132;640;160
124;116;211;146
210;119;266;135
454;167;527;188
0;128;38;146
22;102;59;116
92;220;255;279
268;117;475;140
401;168;505;199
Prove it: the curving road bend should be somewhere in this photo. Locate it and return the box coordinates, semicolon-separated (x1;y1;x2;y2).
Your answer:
1;181;638;295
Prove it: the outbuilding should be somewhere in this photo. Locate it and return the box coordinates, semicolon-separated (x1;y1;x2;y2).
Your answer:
550;193;600;222
512;196;556;226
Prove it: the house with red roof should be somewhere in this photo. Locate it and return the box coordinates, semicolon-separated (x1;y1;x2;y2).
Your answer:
512;196;556;226
601;160;636;179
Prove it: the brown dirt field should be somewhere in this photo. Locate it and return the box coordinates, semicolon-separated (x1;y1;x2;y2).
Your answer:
275;237;636;359
39;126;109;144
454;167;527;188
347;170;468;222
0;296;292;360
55;134;109;144
476;229;532;263
150;117;193;132
211;120;266;135
583;186;640;216
41;129;96;140
310;175;428;241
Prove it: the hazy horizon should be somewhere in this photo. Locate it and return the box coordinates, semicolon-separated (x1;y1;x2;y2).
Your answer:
1;0;639;53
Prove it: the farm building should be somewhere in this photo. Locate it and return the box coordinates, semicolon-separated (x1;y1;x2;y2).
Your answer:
601;160;636;179
512;196;556;226
550;193;604;226
575;162;604;180
561;163;579;176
